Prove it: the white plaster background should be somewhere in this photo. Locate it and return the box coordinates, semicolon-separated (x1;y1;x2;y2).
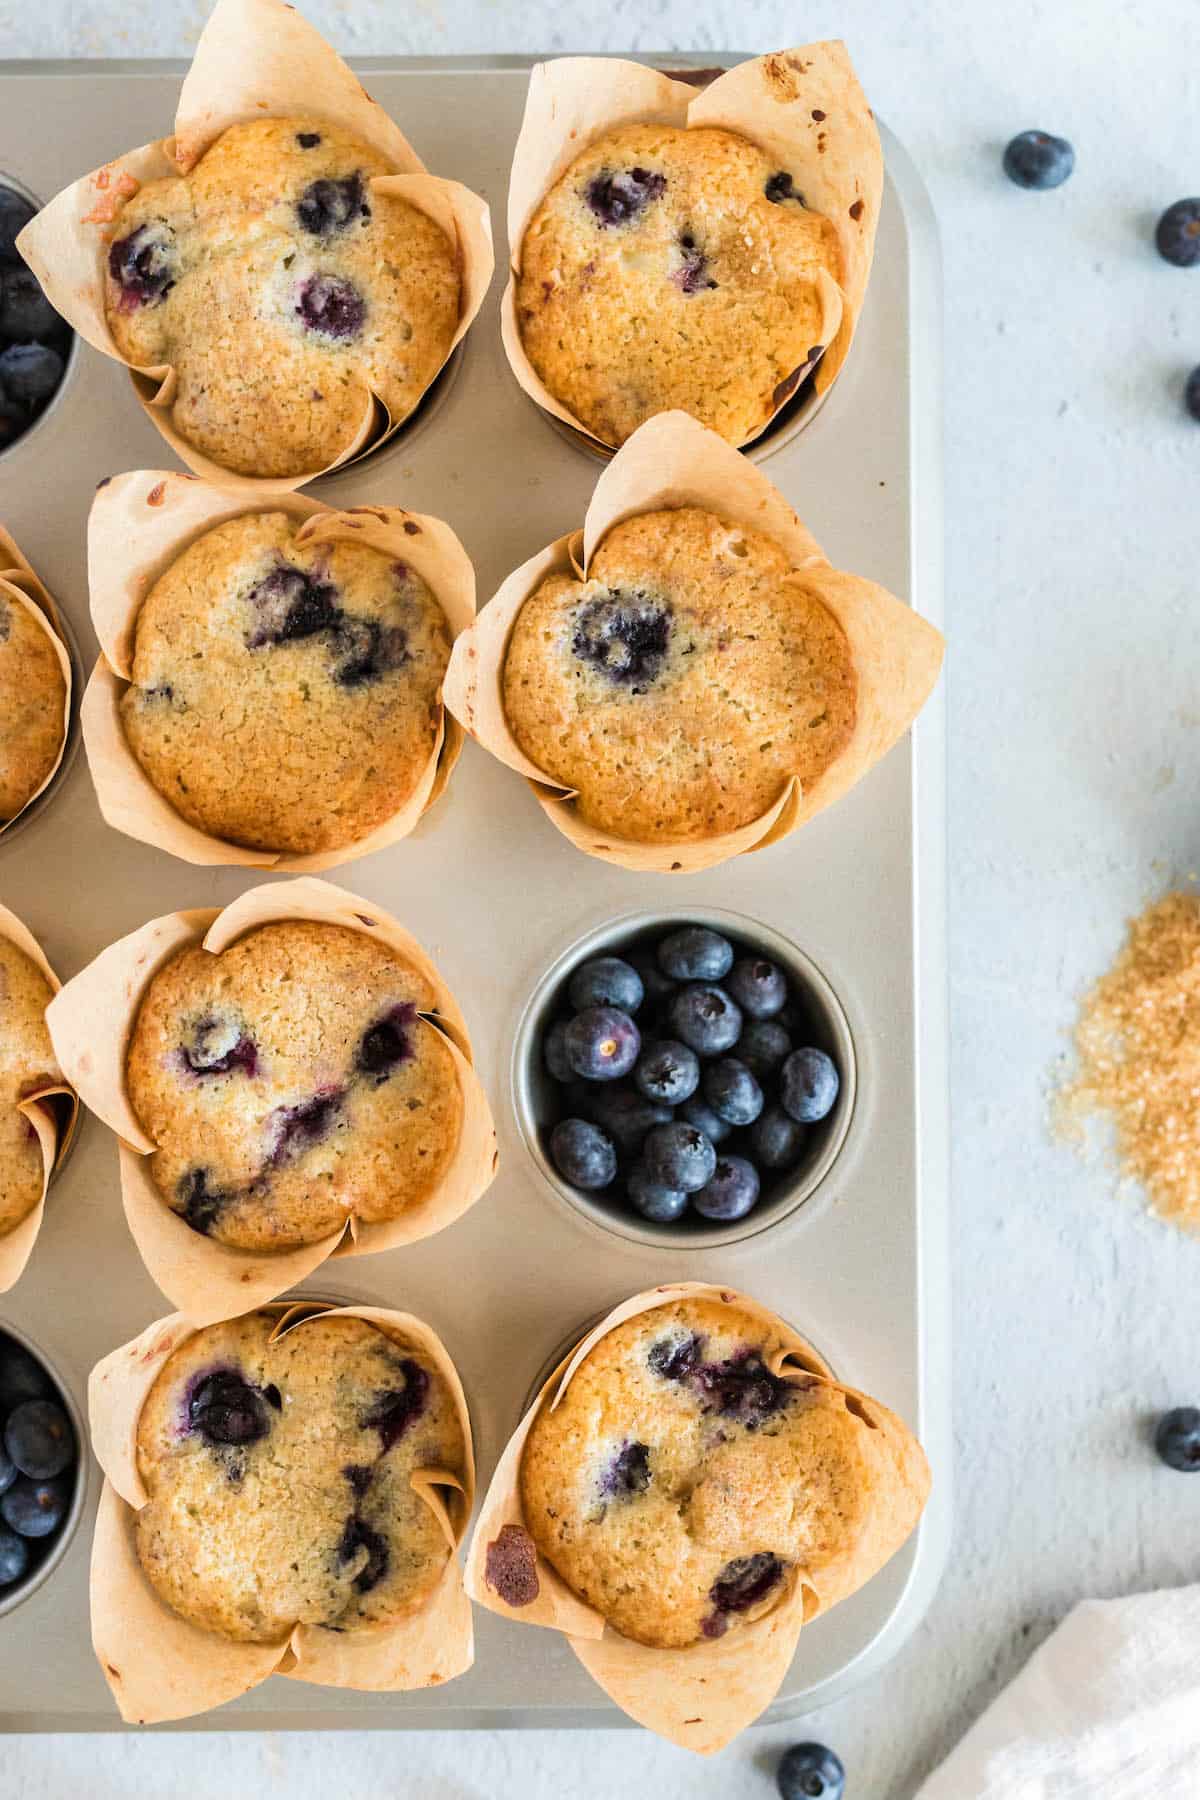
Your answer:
2;0;1199;1794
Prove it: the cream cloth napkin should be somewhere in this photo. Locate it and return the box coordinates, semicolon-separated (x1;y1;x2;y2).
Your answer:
916;1585;1200;1797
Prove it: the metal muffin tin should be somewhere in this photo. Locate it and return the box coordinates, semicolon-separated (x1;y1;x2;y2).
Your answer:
0;55;949;1732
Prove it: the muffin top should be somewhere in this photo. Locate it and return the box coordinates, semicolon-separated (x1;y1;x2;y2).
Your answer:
104;117;460;478
521;1296;880;1649
125;921;462;1252
119;512;451;856
516;123;841;447
0;936;62;1238
0;590;66;826
502;507;857;843
135;1311;466;1644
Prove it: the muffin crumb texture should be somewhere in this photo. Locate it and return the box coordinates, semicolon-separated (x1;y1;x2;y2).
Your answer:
104;117;459;477
0;592;65;825
1057;890;1200;1231
520;1297;886;1648
517;123;841;446
134;1312;465;1643
120;512;451;855
502;507;857;843
0;937;62;1238
125;921;461;1251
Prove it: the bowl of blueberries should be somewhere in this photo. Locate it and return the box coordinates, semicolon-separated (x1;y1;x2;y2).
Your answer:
513;911;855;1248
0;176;75;457
0;1324;86;1617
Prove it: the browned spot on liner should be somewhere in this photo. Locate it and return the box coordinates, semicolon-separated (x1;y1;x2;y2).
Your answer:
485;1524;539;1606
403;520;421;535
355;913;378;928
849;199;865;221
146;482;166;507
811;108;826;120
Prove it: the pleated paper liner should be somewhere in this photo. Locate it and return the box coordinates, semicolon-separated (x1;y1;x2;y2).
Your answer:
443;410;945;874
465;1281;930;1755
0;528;74;842
16;0;494;493
45;877;498;1325
0;902;81;1293
501;43;880;456
83;471;474;870
88;1300;475;1723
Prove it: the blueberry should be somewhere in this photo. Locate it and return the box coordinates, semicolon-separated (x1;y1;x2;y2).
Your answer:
673;236;717;294
627;1163;689;1223
337;1514;389;1591
692;1350;793;1426
738;1018;792;1079
583;1084;672;1157
362;1359;429;1450
600;1440;651;1497
0;187;36;264
175;1167;229;1235
703;1552;785;1636
543;1017;575;1083
585;166;666;228
296;131;322;150
647;1331;703;1381
572;594;672;689
1186;366;1200;422
657;927;733;983
0;1526;29;1586
0;342;63;412
781;1048;840;1123
644;1121;716;1193
633;1039;700;1106
296;272;365;340
668;984;743;1057
356;1004;416;1081
678;1094;732;1144
1003;130;1075;191
0;266;62;345
1155;198;1200;267
703;1058;763;1127
1155;1407;1200;1471
627;950;677;1009
297;173;367;237
550;1117;617;1189
0;1340;50;1413
0;1440;15;1495
269;1089;345;1163
4;1400;74;1480
726;956;788;1019
568;956;644;1015
107;221;176;307
189;1369;271;1447
0;1474;68;1538
749;1103;808;1171
245;563;340;648
181;1015;258;1078
564;1006;640;1081
692;1154;760;1221
777;1742;846;1800
765;171;804;206
0;394;24;446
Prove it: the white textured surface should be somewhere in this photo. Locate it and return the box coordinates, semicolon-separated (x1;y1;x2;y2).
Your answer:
2;2;1199;1795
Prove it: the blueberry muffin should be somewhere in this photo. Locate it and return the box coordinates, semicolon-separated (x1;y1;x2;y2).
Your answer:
135;1311;465;1643
125;921;462;1251
516;124;841;446
520;1296;894;1648
0;590;66;825
119;513;451;856
0;936;62;1237
502;507;857;842
104;118;460;477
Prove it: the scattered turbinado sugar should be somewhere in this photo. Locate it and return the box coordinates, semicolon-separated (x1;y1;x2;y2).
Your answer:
1057;891;1200;1230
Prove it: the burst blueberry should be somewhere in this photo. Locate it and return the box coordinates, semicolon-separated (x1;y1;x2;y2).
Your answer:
674;235;717;294
337;1515;389;1591
363;1360;429;1450
356;1004;416;1080
644;1120;716;1193
585;166;666;228
572;594;672;689
627;1163;689;1223
245;563;339;648
550;1117;617;1189
297;173;367;237
1155;1407;1200;1471
727;956;788;1019
634;1039;699;1106
750;1103;808;1171
175;1167;228;1235
568;955;644;1015
703;1552;785;1635
1003;130;1075;191
668;984;742;1057
1155;198;1200;267
765;171;803;205
189;1369;271;1447
777;1742;846;1800
781;1047;840;1123
564;1006;640;1081
4;1400;73;1480
600;1440;651;1497
181;1015;258;1078
107;221;176;307
269;1089;344;1163
296;272;365;339
657;927;733;982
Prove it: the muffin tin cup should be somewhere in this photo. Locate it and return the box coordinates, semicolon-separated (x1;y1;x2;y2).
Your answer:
82;471;475;871
465;1281;929;1755
0;902;81;1295
44;876;498;1326
15;0;495;494
512;906;857;1250
0;1319;90;1621
500;45;880;461
88;1297;476;1724
444;408;944;875
0;171;80;471
0;528;79;849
